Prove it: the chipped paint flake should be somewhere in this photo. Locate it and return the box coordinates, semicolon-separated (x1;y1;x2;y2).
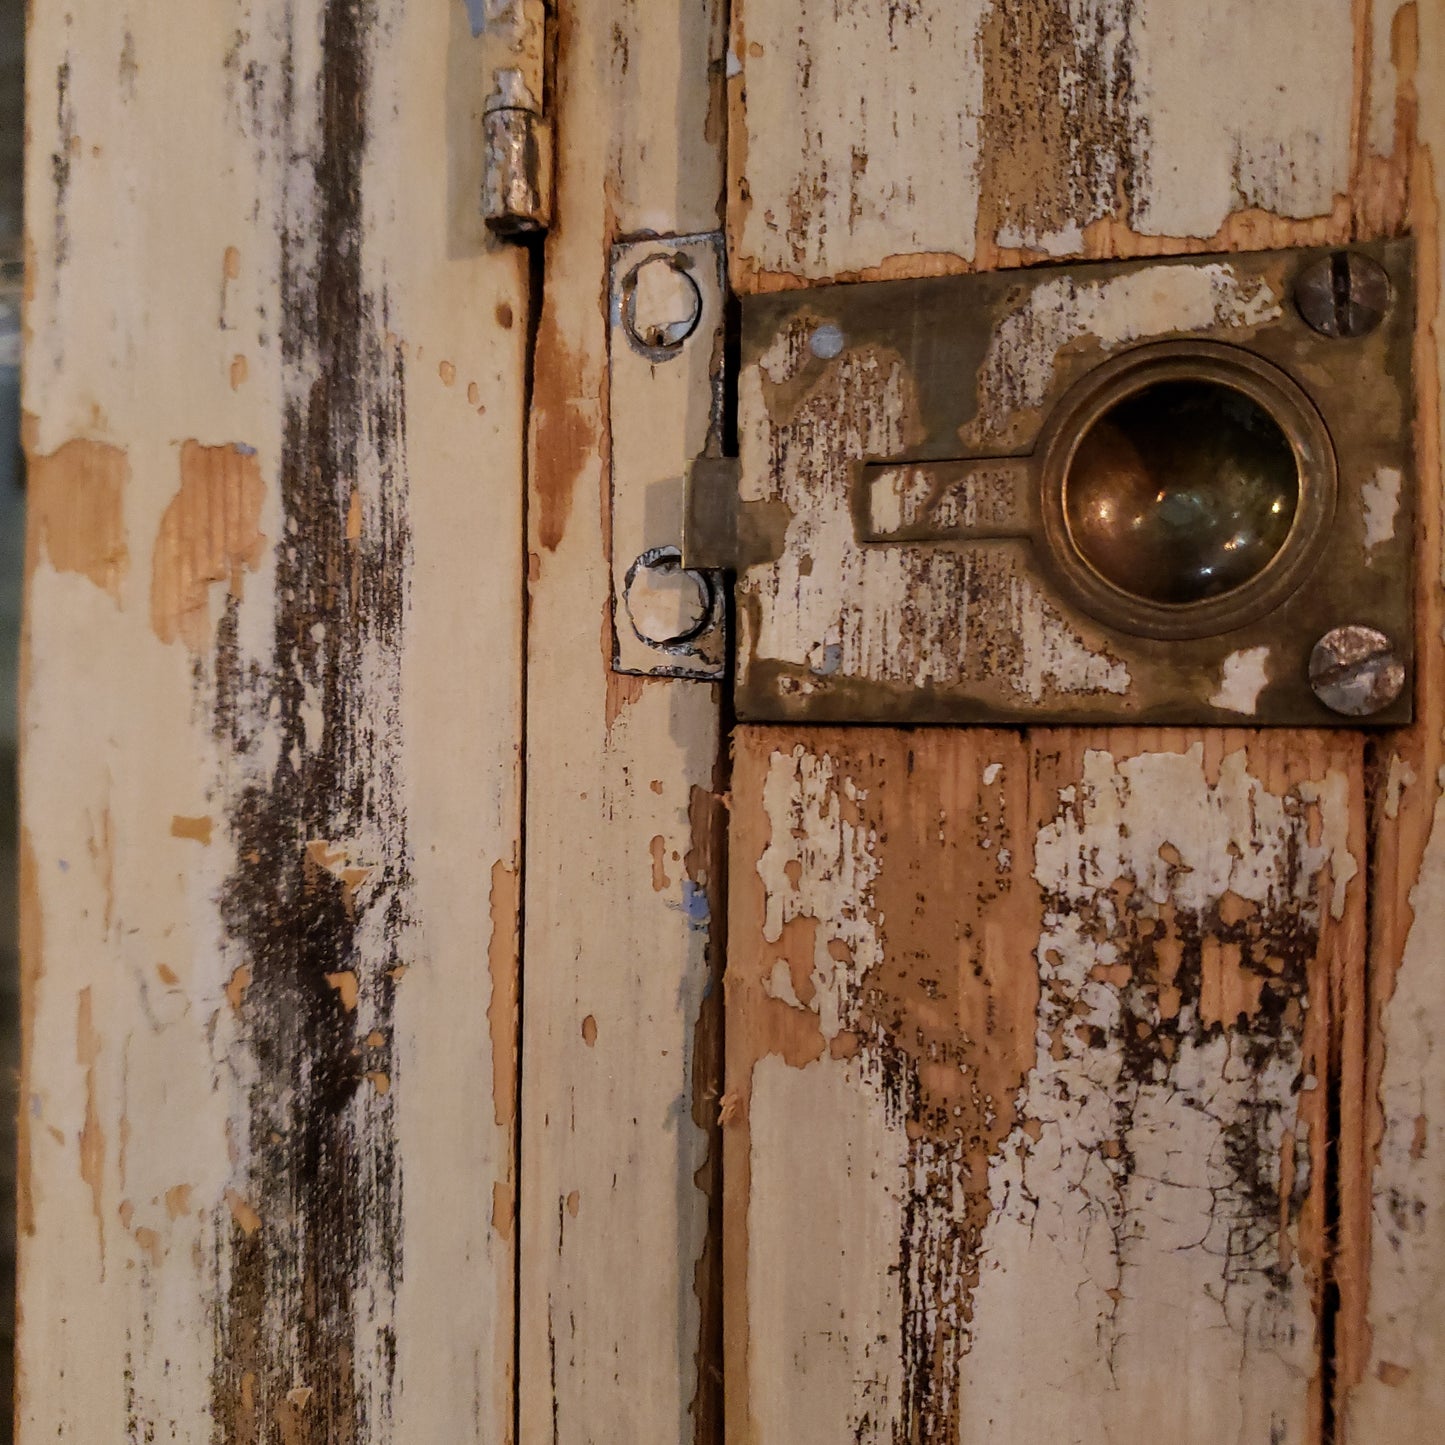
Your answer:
1210;645;1272;715
1363;465;1404;555
150;442;265;650
27;438;130;602
970;265;1282;442
732;0;987;279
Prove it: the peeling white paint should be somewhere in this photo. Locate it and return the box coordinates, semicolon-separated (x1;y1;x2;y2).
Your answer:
1125;0;1354;237
969;265;1282;442
1297;773;1359;920
757;745;881;1043
735;0;1355;278
733;0;987;278
960;745;1338;1442
1385;751;1417;821
1368;0;1413;159
1363;465;1403;556
1351;781;1445;1434
740;738;1347;1442
1210;645;1272;715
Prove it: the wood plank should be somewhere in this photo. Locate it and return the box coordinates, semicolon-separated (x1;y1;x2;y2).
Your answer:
516;1;729;1441
726;727;1364;1444
1340;5;1445;1435
727;0;1405;292
21;3;526;1438
727;6;1433;1441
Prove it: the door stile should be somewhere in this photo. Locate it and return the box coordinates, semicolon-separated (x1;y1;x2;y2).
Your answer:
1343;11;1445;1430
518;1;731;1441
19;4;530;1439
718;3;1422;1442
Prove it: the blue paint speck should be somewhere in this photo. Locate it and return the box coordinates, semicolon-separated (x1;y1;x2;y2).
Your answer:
680;880;710;931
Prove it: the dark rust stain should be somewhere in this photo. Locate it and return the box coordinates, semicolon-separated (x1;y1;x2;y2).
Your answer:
51;57;74;277
531;309;594;552
210;3;408;1440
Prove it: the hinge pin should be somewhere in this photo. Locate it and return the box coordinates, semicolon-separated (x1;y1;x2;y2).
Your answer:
479;1;552;237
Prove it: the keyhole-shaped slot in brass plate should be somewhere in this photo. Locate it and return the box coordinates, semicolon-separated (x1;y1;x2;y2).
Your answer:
859;343;1338;640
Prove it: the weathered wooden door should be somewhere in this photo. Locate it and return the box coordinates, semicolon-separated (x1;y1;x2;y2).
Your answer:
17;2;1445;1445
715;5;1444;1444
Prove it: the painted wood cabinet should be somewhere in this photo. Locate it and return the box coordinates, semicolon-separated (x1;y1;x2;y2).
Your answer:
18;1;1445;1442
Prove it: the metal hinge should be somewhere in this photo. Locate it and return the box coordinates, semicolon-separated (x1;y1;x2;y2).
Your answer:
479;0;552;237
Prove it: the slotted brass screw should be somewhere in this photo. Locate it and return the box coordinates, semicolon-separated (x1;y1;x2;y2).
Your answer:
1294;252;1389;338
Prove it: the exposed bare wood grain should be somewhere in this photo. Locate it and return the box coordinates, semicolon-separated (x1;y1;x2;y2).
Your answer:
728;0;1406;293
727;728;1363;1445
21;3;526;1438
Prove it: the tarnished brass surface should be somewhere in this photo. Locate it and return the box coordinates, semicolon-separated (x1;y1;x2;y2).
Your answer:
1036;342;1338;642
731;239;1416;726
1064;380;1298;606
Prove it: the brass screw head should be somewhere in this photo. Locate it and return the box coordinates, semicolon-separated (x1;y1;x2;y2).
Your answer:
1308;625;1405;716
1294;252;1390;338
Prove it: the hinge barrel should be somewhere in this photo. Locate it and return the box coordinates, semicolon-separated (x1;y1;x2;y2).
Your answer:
480;0;552;236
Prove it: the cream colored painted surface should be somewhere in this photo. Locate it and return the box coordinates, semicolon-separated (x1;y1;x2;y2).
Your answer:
730;0;1358;285
22;2;525;1438
517;1;727;1442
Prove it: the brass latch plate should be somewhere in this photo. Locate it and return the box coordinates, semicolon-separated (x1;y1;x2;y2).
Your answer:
721;240;1414;726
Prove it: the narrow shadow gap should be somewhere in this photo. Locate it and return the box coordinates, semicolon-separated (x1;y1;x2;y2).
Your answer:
513;225;547;1445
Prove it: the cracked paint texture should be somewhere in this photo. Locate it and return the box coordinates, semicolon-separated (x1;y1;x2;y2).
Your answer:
728;729;1360;1445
